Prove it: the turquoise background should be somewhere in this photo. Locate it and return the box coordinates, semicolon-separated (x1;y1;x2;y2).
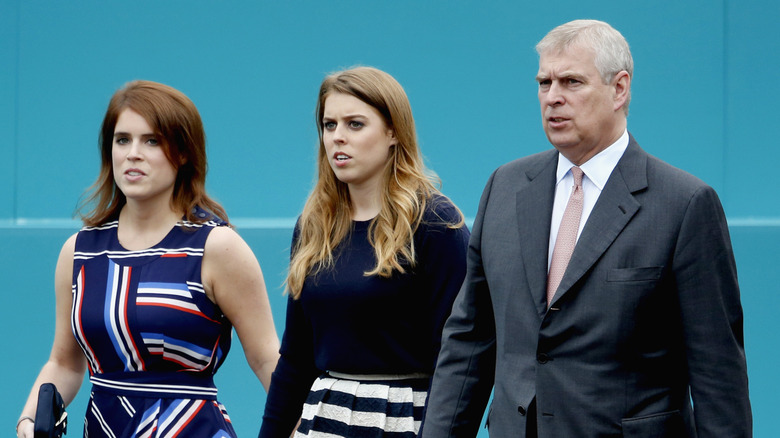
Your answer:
3;1;777;436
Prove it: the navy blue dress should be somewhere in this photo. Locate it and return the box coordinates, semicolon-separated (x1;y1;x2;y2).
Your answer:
260;196;470;437
71;211;237;437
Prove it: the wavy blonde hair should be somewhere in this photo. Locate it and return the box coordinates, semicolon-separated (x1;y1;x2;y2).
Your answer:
287;66;462;299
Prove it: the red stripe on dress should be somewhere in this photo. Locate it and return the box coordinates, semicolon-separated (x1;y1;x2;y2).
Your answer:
170;400;206;438
76;266;102;374
136;302;219;323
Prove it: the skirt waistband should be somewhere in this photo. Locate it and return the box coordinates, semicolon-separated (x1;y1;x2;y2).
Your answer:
326;371;431;381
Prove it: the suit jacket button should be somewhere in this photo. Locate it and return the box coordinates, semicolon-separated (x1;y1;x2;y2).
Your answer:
518;405;526;415
537;353;550;364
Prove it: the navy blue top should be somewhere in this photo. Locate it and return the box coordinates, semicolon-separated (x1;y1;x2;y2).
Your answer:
260;195;470;437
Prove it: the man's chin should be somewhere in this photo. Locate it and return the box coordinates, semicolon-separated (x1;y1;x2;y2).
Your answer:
547;136;577;151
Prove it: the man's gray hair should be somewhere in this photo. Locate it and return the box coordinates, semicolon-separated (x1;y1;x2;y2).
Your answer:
536;19;633;114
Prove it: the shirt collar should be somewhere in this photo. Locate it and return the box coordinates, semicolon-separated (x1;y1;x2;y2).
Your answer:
555;129;629;190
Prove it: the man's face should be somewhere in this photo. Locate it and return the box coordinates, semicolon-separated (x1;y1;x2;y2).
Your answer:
536;45;625;165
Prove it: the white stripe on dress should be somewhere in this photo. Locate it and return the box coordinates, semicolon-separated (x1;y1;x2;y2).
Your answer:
299;376;427;435
309;377;427;404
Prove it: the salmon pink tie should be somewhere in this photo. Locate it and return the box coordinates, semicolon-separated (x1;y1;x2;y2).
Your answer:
547;166;584;306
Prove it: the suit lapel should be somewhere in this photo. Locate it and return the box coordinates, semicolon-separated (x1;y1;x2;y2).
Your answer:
550;136;648;306
516;151;558;317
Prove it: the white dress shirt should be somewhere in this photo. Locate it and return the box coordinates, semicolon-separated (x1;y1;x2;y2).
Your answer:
547;129;630;271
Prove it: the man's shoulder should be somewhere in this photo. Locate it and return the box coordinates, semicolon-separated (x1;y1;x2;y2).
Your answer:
624;138;714;196
641;149;710;191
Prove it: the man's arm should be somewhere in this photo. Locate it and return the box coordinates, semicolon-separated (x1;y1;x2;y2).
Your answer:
674;184;752;437
422;171;499;438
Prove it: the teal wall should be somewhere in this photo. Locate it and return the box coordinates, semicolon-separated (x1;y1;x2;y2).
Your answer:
3;1;777;436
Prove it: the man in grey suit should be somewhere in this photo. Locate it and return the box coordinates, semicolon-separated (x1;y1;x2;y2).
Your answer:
422;19;751;437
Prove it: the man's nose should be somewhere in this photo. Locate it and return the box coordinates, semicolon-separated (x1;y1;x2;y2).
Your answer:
544;83;565;106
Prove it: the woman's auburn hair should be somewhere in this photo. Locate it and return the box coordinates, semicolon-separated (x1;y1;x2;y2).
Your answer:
286;66;463;299
78;80;228;226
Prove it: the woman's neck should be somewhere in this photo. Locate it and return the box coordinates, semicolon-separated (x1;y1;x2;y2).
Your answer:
348;183;382;221
117;201;183;250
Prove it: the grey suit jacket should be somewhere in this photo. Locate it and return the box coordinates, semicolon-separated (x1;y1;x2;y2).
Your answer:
422;135;752;437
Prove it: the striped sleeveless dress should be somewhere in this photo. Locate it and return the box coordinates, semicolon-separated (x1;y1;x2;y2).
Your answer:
71;211;237;437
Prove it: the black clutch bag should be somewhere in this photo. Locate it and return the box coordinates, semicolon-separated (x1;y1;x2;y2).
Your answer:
34;383;68;438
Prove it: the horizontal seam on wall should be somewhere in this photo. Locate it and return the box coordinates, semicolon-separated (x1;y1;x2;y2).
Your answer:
2;217;780;230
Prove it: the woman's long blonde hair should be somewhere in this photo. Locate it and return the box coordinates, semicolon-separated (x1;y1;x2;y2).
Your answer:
286;66;462;299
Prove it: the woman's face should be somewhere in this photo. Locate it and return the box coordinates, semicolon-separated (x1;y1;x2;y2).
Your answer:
112;108;178;207
321;92;396;194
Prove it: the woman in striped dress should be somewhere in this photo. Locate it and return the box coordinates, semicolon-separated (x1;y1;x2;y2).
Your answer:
17;80;280;437
259;67;470;437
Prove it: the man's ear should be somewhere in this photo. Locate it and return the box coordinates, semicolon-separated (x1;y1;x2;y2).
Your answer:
613;70;631;111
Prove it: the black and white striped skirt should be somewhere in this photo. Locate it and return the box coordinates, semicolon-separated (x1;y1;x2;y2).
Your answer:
294;372;429;438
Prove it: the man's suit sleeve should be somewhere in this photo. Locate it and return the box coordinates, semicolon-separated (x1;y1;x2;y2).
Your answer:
422;171;499;438
674;184;752;437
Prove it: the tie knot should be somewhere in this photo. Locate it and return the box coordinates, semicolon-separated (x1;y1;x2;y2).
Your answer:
571;166;584;187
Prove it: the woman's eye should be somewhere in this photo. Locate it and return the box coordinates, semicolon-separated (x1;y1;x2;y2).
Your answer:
146;138;159;146
348;121;363;129
115;137;129;145
323;121;336;130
